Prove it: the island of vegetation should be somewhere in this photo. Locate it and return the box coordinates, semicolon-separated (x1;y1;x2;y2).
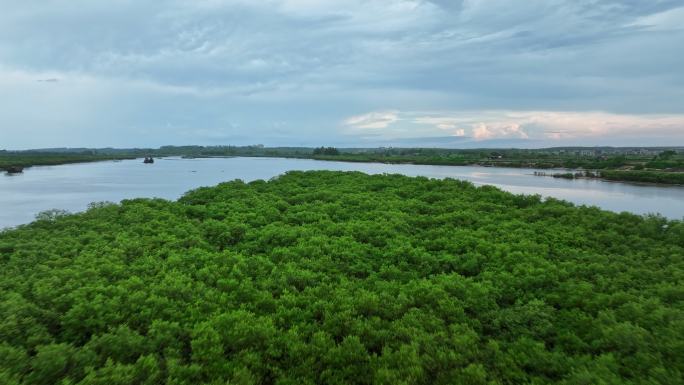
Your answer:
3;146;683;185
0;149;136;174
1;171;682;384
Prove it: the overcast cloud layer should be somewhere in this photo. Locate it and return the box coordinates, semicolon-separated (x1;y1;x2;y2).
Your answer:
1;0;683;149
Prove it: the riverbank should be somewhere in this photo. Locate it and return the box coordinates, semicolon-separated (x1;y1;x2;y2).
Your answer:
0;153;136;173
4;146;684;186
306;154;684;186
533;170;684;186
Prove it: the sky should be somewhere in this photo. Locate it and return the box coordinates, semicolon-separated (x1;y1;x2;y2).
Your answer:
1;0;683;149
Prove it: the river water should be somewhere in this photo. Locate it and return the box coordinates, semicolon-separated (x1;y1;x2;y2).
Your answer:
1;157;682;228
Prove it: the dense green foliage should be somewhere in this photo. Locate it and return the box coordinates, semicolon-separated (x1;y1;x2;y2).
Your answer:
312;147;340;156
1;171;683;384
311;148;684;185
645;150;684;170
551;173;579;180
600;170;684;185
0;152;134;172
312;148;684;171
533;170;684;185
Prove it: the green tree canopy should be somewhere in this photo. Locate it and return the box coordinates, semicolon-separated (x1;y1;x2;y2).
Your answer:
1;171;682;384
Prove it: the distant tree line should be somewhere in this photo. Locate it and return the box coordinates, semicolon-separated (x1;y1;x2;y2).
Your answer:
3;146;683;185
312;147;340;156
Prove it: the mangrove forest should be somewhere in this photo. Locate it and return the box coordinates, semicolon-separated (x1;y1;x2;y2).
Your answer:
0;171;682;384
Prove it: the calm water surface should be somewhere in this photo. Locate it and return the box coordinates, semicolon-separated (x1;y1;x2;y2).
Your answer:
2;157;683;228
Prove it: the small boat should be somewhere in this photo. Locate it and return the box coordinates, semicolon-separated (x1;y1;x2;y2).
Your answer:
143;157;154;164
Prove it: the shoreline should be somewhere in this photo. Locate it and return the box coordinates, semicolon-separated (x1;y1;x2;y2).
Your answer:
7;154;684;188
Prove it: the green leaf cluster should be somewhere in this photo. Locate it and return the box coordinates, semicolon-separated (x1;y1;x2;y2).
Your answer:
1;171;682;384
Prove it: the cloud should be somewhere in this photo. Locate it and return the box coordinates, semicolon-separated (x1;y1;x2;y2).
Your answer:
344;111;399;130
413;113;530;140
472;122;528;140
344;109;684;143
0;0;683;148
468;110;684;141
413;116;455;130
526;111;684;139
630;6;684;31
413;117;466;136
